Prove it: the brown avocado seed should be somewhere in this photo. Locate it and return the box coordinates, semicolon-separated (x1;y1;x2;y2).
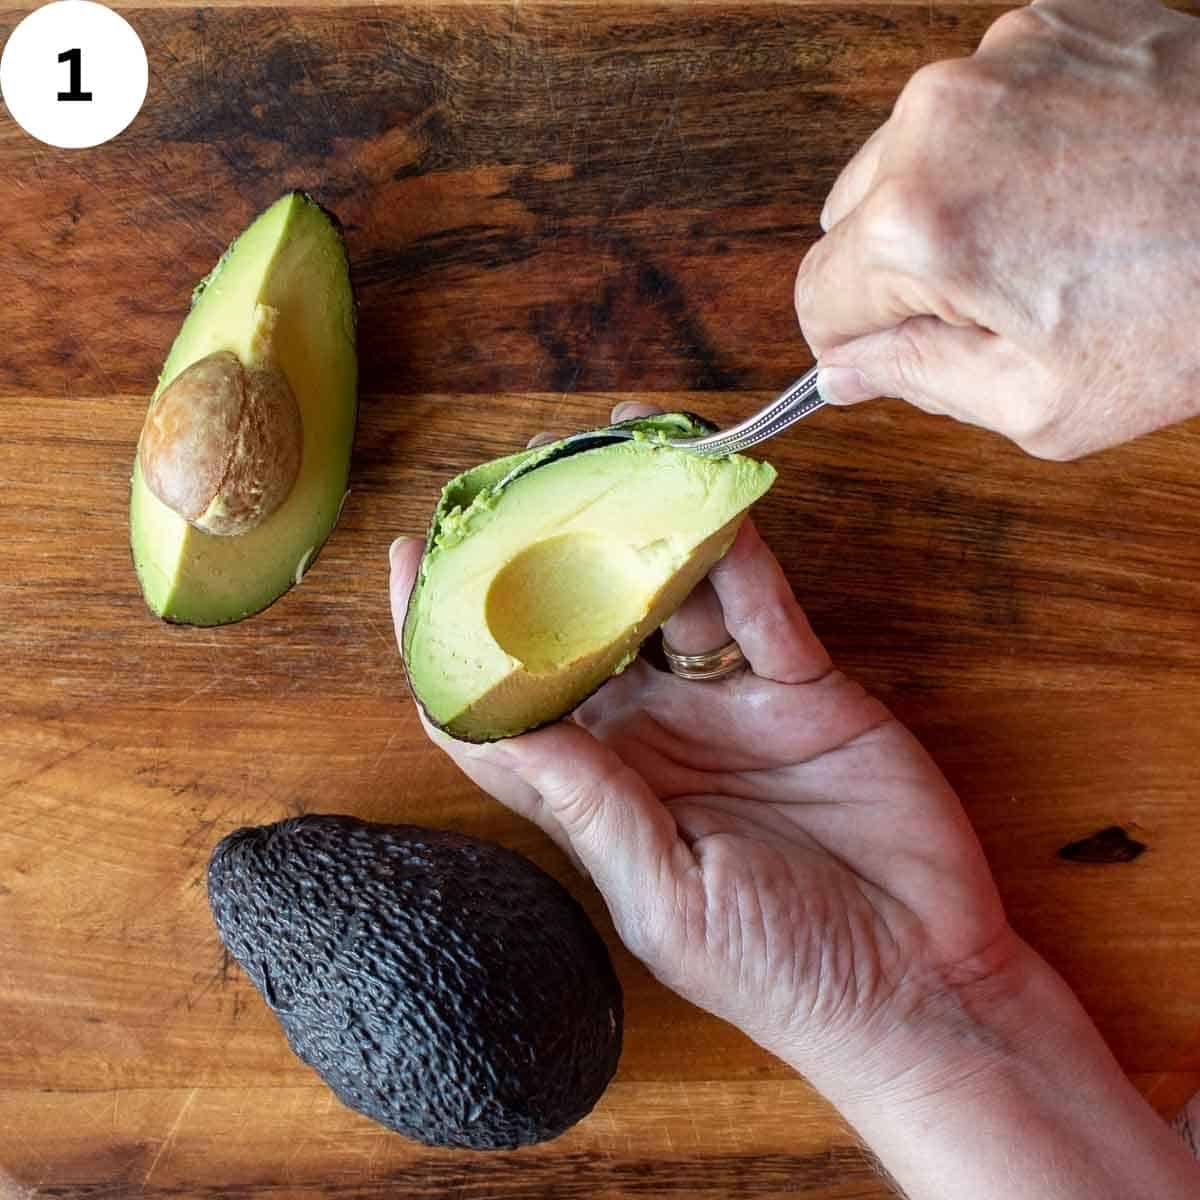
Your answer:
138;350;303;536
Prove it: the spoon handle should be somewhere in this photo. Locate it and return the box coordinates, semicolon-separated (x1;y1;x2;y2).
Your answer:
670;368;824;457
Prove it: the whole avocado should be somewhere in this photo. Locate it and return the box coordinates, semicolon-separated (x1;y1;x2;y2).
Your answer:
207;814;623;1149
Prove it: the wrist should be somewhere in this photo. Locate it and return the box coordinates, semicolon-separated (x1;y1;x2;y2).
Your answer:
770;925;1038;1114
789;933;1200;1199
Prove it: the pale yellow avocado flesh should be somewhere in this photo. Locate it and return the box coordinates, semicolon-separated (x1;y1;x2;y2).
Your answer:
129;193;356;625
404;434;776;741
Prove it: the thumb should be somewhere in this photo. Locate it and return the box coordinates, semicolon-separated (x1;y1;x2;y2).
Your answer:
388;535;425;645
391;530;683;902
490;721;683;905
816;316;1038;433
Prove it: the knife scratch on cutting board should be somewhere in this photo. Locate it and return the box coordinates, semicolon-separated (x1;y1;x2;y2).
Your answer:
141;1086;198;1189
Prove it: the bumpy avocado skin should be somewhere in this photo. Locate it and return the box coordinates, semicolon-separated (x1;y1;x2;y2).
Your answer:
207;814;623;1149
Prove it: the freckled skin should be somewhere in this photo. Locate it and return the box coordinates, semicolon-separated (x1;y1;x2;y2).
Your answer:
795;0;1200;460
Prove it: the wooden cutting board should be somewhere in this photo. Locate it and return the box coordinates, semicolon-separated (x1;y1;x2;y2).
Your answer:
4;2;1200;1196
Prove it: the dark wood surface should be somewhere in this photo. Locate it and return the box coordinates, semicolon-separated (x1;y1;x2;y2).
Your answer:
4;2;1200;1197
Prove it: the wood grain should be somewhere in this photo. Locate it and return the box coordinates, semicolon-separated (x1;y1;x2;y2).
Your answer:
3;3;1009;400
3;3;1200;1198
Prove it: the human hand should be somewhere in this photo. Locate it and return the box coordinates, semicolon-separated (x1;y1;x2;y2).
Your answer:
795;0;1200;460
389;406;1200;1196
389;415;1016;1105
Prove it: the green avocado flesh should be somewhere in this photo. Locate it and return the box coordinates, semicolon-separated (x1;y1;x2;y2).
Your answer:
403;414;776;741
129;192;356;625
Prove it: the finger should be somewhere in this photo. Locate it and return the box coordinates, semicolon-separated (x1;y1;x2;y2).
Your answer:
975;3;1050;57
816;317;999;411
815;316;1057;450
795;183;973;358
661;578;730;656
611;400;662;423
389;537;590;872
820;119;890;232
485;720;686;902
795;193;911;357
388;536;425;641
706;520;832;685
425;718;590;875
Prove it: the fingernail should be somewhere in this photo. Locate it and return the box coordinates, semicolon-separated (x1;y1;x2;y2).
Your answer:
817;366;875;407
389;536;418;568
611;401;640;422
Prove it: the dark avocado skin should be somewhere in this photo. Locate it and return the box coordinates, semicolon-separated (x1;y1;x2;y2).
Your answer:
207;814;623;1149
485;410;717;494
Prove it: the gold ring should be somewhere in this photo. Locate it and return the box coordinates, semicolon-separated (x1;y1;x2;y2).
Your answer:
661;637;747;681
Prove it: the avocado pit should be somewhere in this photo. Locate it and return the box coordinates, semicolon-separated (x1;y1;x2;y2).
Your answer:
138;348;303;537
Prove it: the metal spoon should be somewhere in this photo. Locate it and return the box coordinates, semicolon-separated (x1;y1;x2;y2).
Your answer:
655;366;825;457
567;367;824;458
491;368;825;494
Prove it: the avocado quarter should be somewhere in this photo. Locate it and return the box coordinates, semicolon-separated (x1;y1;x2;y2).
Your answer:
129;192;357;625
402;413;776;741
207;814;623;1149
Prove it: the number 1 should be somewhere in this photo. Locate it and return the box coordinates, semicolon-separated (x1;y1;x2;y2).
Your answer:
57;48;92;101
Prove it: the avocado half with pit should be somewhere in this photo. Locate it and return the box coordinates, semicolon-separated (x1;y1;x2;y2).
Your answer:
129;192;356;625
402;414;776;741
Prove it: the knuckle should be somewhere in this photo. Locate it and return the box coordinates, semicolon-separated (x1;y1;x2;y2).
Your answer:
861;176;920;244
1024;441;1076;463
615;906;657;963
793;257;811;321
863;175;989;298
1015;420;1077;461
979;5;1049;52
862;177;953;276
543;770;606;841
898;55;1013;128
878;319;934;398
794;255;829;354
544;757;640;845
548;780;599;841
898;57;977;113
736;587;796;649
613;892;676;969
1000;380;1076;458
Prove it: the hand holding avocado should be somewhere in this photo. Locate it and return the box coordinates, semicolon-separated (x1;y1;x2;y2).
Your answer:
391;409;1200;1197
392;507;1010;1090
796;0;1200;461
140;0;1200;1182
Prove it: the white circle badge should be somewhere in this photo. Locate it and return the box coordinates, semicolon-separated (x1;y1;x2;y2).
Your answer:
1;0;148;149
